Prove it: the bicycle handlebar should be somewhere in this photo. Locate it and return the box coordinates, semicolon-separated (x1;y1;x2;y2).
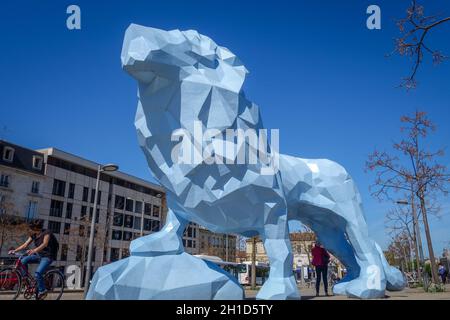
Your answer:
8;251;29;258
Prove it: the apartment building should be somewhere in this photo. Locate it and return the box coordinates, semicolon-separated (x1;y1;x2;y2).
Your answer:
246;232;316;266
197;227;237;262
0;140;165;280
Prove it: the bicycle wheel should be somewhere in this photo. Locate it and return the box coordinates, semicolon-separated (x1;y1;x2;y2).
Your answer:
42;270;65;300
0;267;22;300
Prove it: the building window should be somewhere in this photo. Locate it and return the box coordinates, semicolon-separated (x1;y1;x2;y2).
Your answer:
123;231;132;241
66;202;73;219
114;195;124;210
143;218;151;231
134;201;142;213
188;226;192;237
111;230;122;240
133;217;141;230
110;248;120;262
50;199;64;217
125;198;134;212
48;220;61;234
90;189;101;204
122;248;130;258
0;194;5;214
89;207;100;223
68;183;75;199
76;245;82;261
52;179;66;197
152;205;160;218
152;220;160;232
82;187;89;202
64;223;71;235
124;215;134;228
2;147;14;162
32;156;43;170
26;201;38;221
144;203;152;215
60;244;68;261
113;212;123;227
31;181;40;194
0;174;10;188
80;205;87;220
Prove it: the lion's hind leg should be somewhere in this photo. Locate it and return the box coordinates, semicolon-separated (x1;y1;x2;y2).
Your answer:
287;158;390;298
299;209;360;294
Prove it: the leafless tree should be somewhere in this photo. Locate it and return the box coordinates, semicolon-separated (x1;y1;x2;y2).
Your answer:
0;194;28;255
391;0;450;89
366;111;449;284
64;216;106;285
386;232;413;271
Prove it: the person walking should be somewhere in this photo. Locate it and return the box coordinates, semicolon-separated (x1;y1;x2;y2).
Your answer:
311;241;331;297
438;264;448;284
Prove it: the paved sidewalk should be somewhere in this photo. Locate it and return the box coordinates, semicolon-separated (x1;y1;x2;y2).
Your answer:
1;285;449;300
245;284;450;300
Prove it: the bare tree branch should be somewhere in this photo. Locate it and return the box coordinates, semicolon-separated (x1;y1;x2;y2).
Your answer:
391;1;450;89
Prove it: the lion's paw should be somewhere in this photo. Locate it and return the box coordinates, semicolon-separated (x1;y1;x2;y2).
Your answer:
255;276;300;300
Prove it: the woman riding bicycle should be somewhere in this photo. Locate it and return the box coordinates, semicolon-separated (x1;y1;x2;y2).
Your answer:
8;219;59;299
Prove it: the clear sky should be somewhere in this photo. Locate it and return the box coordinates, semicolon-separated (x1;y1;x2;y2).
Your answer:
0;1;449;254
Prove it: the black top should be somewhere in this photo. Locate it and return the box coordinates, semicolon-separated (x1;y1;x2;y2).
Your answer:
31;230;58;260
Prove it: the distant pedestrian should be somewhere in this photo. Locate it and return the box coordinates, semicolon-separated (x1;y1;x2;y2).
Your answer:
311;241;331;297
438;264;448;284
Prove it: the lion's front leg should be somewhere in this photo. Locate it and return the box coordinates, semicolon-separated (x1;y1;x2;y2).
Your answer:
130;208;188;257
255;204;300;300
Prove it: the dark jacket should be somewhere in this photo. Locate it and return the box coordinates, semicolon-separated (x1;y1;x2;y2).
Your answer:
311;245;330;267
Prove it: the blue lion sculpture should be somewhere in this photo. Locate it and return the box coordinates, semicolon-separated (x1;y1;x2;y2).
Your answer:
88;24;405;300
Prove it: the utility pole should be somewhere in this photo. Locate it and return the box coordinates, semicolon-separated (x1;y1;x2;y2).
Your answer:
251;236;257;290
417;188;439;284
398;189;424;284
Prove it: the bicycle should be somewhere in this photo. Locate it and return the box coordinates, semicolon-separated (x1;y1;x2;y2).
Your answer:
0;253;65;300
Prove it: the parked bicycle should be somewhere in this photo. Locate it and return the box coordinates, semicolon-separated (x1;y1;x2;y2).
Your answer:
0;253;65;300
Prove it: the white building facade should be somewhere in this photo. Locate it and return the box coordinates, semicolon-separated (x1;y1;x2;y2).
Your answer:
0;140;165;283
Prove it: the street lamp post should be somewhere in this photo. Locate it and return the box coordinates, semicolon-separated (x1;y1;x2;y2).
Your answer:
251;236;257;290
225;234;229;262
83;163;118;298
140;200;145;237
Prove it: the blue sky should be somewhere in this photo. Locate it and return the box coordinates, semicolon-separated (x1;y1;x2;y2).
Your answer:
0;1;449;254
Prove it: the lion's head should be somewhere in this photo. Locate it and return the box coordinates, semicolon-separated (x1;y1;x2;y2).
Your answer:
121;24;249;93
